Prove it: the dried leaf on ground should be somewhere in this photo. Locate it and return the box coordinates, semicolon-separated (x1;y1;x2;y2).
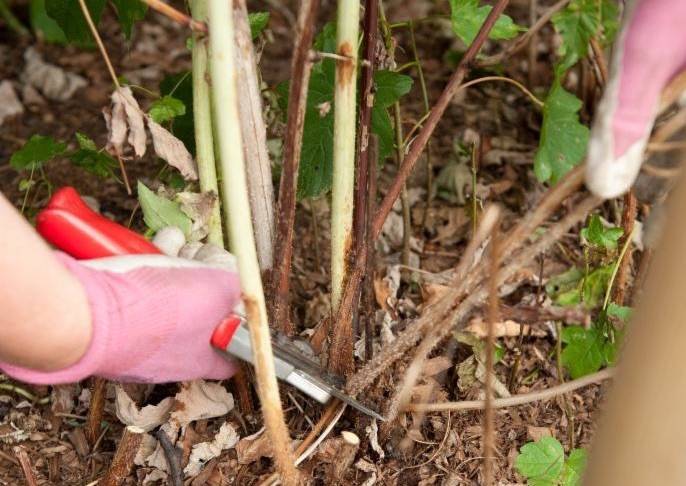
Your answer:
184;422;239;476
170;380;234;427
114;386;174;432
22;48;87;101
147;117;198;180
110;86;147;157
0;81;23;126
236;428;272;464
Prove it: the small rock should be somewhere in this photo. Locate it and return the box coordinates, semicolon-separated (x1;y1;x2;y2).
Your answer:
0;80;24;126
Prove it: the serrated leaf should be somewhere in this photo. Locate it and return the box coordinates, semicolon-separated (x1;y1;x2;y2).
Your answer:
112;0;147;39
149;95;186;124
30;0;67;44
561;448;588;486
248;11;269;39
561;326;605;378
10;135;66;171
278;21;413;199
137;181;192;236
515;437;565;483
449;0;525;46
534;78;589;183
600;0;619;45
68;132;117;177
160;72;195;155
580;214;623;249
45;0;106;46
552;0;600;71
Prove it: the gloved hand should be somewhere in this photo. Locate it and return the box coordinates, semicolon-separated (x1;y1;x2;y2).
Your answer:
0;227;241;384
585;0;686;199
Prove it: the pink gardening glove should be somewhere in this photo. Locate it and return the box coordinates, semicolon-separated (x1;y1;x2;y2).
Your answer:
586;0;686;199
1;229;241;384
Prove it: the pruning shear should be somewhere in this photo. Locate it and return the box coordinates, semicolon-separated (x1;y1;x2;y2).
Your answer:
36;187;382;420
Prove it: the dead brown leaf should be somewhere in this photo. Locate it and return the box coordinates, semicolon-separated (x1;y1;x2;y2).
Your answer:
115;386;174;432
147;118;198;180
109;86;147;157
235;428;272;464
171;380;234;427
184;422;239;476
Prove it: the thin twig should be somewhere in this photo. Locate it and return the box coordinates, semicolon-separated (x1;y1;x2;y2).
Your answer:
0;383;49;404
141;0;207;32
589;37;608;86
0;449;20;467
405;368;614;412
154;428;183;486
78;0;119;88
458;76;545;107
372;0;511;240
478;0;572;67
271;0;320;335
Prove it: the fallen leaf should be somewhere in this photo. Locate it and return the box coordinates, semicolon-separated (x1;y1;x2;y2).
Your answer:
22;48;87;101
50;384;76;416
147;117;197;180
176;191;217;239
103;106;126;157
142;469;168;485
465;318;522;338
171;380;234;427
0;81;23;126
184;422;239;476
114;386;174;432
111;86;147;157
365;419;384;460
422;356;453;377
236;428;272;464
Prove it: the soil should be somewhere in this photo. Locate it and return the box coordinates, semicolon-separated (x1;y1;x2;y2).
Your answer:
0;1;629;484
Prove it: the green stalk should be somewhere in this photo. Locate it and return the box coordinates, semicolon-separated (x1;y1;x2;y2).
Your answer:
330;0;360;310
0;0;29;37
206;1;297;483
190;0;223;246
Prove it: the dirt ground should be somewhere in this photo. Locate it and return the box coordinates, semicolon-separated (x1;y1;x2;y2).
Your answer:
0;1;622;484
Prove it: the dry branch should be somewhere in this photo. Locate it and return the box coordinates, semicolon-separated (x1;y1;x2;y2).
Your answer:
234;0;275;273
406;368;614;412
371;0;511;240
330;431;360;483
13;446;37;486
100;426;144;486
85;377;106;447
271;0;320;335
142;0;207;32
155;428;183;486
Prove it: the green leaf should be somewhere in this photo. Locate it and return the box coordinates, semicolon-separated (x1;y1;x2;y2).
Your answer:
159;72;195;155
10;135;67;171
111;0;147;39
148;95;186;124
580;214;623;249
534;78;589;183
248;11;270;39
137;181;192;236
607;302;632;322
561;326;605;378
278;22;413;199
30;0;67;43
449;0;525;46
45;0;107;46
68;133;117;178
600;0;620;45
583;265;613;308
515;437;565;484
561;449;588;486
552;0;600;71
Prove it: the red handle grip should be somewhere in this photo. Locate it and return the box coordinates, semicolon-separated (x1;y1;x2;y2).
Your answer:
36;187;161;259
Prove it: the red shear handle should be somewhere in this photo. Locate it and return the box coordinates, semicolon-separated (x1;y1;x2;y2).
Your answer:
36;187;161;259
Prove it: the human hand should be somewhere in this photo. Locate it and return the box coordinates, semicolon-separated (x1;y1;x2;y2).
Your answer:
1;228;242;384
585;0;686;199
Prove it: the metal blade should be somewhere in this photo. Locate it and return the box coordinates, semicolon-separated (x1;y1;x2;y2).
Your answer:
271;335;384;421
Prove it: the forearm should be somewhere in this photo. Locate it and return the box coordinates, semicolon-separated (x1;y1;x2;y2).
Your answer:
0;193;91;371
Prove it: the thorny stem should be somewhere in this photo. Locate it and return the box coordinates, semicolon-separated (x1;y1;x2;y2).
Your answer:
406;368;614;411
141;0;207;32
271;0;320;335
328;0;361;375
612;191;637;305
207;1;297;483
190;0;223;246
78;0;119;89
372;0;512;241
